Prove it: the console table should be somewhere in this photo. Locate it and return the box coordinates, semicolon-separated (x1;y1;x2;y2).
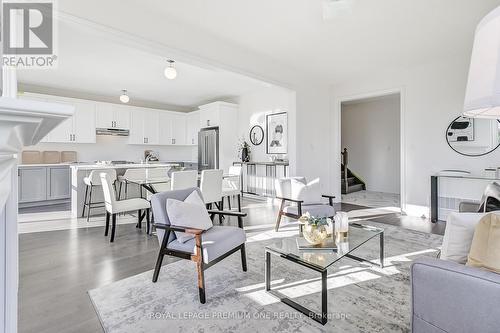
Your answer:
233;161;289;197
430;173;499;222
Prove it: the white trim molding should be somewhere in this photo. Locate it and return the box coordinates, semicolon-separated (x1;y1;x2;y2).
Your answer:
0;96;73;333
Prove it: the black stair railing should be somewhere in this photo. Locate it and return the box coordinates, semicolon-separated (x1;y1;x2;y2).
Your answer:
341;148;349;192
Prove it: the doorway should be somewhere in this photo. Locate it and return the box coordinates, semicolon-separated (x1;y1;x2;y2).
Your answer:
340;93;401;210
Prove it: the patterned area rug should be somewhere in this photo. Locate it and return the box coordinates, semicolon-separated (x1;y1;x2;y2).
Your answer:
88;222;442;332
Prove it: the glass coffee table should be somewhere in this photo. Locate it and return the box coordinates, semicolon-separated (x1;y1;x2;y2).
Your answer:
265;222;384;325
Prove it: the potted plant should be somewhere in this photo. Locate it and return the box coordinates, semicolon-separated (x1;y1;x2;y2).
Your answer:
237;138;251;162
299;213;329;245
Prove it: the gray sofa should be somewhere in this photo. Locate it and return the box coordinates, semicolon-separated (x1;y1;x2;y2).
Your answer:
411;258;500;333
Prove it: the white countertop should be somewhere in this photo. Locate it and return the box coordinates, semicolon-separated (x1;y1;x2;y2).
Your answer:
69;163;181;171
19;163;71;167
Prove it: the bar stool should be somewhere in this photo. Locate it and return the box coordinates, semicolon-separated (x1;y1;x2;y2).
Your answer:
82;169;117;222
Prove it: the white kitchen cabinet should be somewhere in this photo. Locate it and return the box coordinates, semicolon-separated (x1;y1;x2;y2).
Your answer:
18;167;47;203
199;104;220;128
186;111;200;145
73;101;96;143
171;113;187;145
38;98;96;143
158;112;173;145
129;109;159;144
96;103;130;129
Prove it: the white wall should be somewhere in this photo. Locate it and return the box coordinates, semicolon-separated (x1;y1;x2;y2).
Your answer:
237;85;296;162
341;95;401;194
331;56;500;216
25;136;197;163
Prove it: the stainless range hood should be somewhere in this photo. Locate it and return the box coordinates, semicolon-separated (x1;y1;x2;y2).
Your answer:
96;128;130;136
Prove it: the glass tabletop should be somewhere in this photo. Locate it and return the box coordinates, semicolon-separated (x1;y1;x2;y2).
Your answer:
265;222;384;270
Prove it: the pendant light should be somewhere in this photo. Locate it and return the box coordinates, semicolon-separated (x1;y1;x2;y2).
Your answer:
164;59;177;80
119;89;130;103
463;5;500;118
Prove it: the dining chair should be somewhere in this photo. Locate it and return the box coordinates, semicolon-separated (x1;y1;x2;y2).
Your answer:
171;170;198;190
222;165;242;212
100;172;151;242
118;168;147;199
200;169;224;223
82;169;117;222
146;167;171;194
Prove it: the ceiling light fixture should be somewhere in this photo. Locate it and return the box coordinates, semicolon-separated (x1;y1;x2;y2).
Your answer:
119;89;130;103
164;59;177;80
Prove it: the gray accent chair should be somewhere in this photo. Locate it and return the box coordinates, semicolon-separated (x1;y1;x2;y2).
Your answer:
275;177;336;231
411;258;500;333
150;188;247;304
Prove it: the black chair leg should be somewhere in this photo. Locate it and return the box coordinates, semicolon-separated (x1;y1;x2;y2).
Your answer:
110;214;117;242
81;185;88;217
152;252;164;283
118;181;122;200
87;185;93;222
237;194;242;212
104;212;110;236
219;200;224;224
241;244;247;272
227;196;232;210
146;208;151;235
137;209;142;229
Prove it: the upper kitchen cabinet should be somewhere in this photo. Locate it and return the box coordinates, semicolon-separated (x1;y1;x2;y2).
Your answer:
42;97;96;144
199;103;221;128
158;111;187;145
129;108;160;145
186;111;200;145
96;103;130;129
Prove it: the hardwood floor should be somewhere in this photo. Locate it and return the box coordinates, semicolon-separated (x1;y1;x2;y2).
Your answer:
18;197;445;333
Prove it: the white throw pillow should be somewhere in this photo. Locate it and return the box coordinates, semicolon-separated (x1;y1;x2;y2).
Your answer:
166;190;213;243
291;178;322;204
441;212;487;263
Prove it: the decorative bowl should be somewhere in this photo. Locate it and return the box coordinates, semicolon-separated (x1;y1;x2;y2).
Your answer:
302;223;328;245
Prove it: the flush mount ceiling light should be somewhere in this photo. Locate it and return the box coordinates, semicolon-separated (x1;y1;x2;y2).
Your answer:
463;5;500;119
164;59;177;80
119;89;130;103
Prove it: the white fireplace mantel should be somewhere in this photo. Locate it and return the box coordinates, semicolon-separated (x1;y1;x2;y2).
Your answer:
0;96;73;333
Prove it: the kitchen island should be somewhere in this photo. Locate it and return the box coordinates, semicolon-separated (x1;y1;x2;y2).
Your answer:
70;163;180;218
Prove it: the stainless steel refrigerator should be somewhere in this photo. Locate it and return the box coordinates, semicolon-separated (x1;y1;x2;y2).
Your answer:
198;127;219;171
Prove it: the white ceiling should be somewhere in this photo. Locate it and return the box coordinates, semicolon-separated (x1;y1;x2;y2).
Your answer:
17;21;266;110
140;0;500;83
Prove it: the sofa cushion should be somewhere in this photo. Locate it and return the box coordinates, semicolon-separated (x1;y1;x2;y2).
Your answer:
166;190;213;243
167;226;246;264
467;213;500;273
441;212;486;264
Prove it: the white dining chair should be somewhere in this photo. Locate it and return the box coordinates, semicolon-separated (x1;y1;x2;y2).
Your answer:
200;169;224;223
118;168;147;199
100;172;151;242
222;165;242;212
82;169;117;222
146;168;171;194
171;170;198;190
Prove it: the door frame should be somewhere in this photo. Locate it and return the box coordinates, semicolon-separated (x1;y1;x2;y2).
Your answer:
333;87;406;214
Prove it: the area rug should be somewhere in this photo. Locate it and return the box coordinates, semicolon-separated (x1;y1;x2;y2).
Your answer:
88;222;442;332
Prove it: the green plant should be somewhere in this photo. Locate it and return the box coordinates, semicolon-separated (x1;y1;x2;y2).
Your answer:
301;213;328;227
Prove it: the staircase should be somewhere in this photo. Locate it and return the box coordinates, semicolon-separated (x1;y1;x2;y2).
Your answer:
341;148;366;194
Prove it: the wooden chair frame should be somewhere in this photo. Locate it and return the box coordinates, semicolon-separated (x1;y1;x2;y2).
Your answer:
275;194;336;231
152;210;247;304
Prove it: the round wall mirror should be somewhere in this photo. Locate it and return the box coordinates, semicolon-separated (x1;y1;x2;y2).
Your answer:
249;125;264;145
446;116;500;157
